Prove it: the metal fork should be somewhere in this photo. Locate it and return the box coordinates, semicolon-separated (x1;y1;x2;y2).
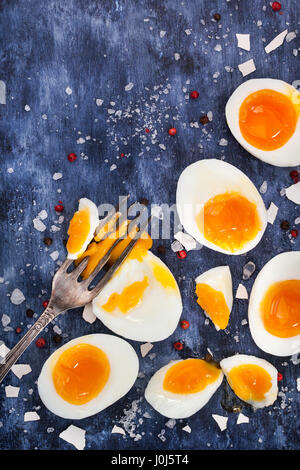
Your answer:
0;200;151;384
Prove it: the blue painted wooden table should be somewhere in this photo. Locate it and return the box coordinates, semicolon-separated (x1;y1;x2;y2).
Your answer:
0;0;299;450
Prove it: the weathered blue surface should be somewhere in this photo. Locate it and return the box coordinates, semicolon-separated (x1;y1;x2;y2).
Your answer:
0;0;299;450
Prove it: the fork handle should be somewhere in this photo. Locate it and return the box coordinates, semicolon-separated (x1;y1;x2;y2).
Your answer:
0;304;61;384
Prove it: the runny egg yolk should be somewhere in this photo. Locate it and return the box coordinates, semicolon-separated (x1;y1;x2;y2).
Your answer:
239;89;298;151
195;283;230;330
76;227;152;280
227;364;272;402
66;208;91;256
52;343;110;405
260;280;300;338
101;276;149;314
163;359;221;394
152;262;177;290
197;192;261;253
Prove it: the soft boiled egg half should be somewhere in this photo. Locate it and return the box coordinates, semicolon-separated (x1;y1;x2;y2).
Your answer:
176;159;267;255
220;354;278;409
66;198;99;260
248;251;300;357
38;334;139;419
92;249;182;342
145;358;223;418
226;79;300;167
195;266;233;330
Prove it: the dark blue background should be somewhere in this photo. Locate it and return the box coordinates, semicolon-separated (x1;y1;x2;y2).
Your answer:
0;0;299;450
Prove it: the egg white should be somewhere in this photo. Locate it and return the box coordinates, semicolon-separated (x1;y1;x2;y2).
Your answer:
92;251;182;342
37;334;139;419
220;354;278;408
176;159;267;255
145;359;223;419
67;198;99;260
248;251;300;357
195;266;233;330
226;78;300;167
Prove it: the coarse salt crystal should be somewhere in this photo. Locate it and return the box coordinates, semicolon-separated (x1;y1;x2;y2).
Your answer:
267;202;278;225
59;425;86;450
140;342;153;358
285;182;300;205
11;364;32;379
237;413;249;424
111;425;126;435
5;385;20;397
238;59;256;77
53;172;62;180
82;303;96;324
174;231;196;251
236;284;248;299
236;33;250;51
265;30;288;54
10;288;25;305
212;414;228;431
24;411;40;422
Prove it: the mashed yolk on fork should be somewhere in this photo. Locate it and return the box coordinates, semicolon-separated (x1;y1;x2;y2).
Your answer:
239;89;298;151
52;343;110;405
163;359;221;394
197;192;261;253
195;283;230;330
260;280;300;338
227;364;272;402
66;208;91;256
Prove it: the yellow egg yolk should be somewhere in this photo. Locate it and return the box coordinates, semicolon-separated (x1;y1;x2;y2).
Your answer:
163;359;221;394
101;276;149;313
76;226;152;280
260;280;300;338
66;208;91;256
239;89;298;151
197;192;261;253
152;261;177;290
195;283;230;330
227;364;272;402
52;343;110;405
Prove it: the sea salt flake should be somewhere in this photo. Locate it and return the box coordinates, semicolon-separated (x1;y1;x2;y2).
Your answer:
236;33;250;51
238;59;256;77
212;414;228;431
65;87;72;95
171;240;183;253
24;105;31;112
286;32;296;43
174;53;181;61
242;261;256;280
38;210;48;220
237;413;249;424
259;181;268;194
82;303;96;324
59;425;86;450
2;314;11;327
24;411;40;422
265;30;288;54
111;425;126;435
214;44;222;52
5;385;20;397
182;425;192;433
10;288;25;305
53;172;62;180
50;251;59;261
219;138;228;146
33;218;46;232
140;342;153;357
160;31;166;38
165;419;176;429
174;231;196;251
267;202;278;224
125;82;134;91
96;98;103;106
0;80;6;104
77;137;85;144
236;284;248;299
185;29;192;35
11;364;32;379
110;164;117;171
285;182;300;204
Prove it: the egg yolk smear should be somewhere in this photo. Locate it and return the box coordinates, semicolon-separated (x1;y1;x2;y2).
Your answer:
227;364;272;402
163;359;221;394
101;276;149;313
151;261;177;290
195;283;230;330
66;208;91;256
239;89;298;151
260;280;300;338
197;192;261;253
52;343;110;405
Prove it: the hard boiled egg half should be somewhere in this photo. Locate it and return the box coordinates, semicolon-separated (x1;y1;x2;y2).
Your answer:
195;266;233;330
226;79;300;167
38;334;139;419
249;251;300;356
220;354;278;408
66;198;99;260
176;159;267;255
145;358;223;419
